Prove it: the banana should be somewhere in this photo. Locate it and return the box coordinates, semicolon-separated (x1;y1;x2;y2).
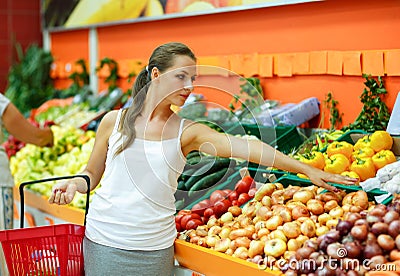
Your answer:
144;0;164;17
65;0;149;27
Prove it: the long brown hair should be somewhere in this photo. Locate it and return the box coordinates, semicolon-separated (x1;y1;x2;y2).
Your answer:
114;42;196;156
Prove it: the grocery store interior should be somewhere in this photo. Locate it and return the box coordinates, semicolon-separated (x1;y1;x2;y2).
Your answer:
1;0;400;275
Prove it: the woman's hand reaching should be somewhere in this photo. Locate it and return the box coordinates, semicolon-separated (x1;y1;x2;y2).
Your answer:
304;167;359;193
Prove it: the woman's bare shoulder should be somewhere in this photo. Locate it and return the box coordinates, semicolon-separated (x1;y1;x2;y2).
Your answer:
97;110;121;134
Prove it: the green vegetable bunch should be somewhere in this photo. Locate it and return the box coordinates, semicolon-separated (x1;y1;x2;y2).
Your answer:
5;44;55;116
229;77;264;120
343;74;391;132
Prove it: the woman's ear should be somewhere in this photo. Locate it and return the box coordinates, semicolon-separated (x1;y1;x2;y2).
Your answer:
151;67;159;79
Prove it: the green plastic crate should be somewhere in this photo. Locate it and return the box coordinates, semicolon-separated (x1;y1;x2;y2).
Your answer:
222;123;304;154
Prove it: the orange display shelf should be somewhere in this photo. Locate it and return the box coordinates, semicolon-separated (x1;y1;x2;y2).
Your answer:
13;186;85;226
174;239;282;276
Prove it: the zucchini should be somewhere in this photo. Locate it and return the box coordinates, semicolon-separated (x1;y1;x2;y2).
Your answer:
188;167;234;198
183;158;234;191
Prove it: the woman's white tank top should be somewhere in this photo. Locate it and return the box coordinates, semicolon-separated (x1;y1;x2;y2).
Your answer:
85;109;186;250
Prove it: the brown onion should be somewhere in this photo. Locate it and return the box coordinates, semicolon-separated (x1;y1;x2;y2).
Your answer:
283;222;301;239
336;220;353;236
396;235;400;250
388;220;400;238
369;255;387;270
383;210;400;224
363;241;383;259
295;246;314;260
343;241;361;258
368;205;387;217
370;222;389;236
293;190;314;204
343;212;362;224
350;224;368;241
377;234;395;251
292;205;310;220
324;200;339;212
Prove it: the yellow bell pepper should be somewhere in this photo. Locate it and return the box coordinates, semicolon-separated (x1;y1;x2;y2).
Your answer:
351;147;375;162
370;130;393;152
350;157;376;181
354;135;372;151
341;171;360;184
299;151;326;170
372;149;397;170
297;173;309;179
327;141;354;159
324;153;350;174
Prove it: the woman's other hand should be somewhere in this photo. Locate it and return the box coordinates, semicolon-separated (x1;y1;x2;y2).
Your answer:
48;177;87;205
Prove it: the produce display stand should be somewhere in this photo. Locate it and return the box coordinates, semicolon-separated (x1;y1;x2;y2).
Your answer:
174;239;281;276
13;186;85;226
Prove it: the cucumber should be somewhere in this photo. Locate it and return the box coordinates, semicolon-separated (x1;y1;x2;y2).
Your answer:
177;180;186;191
188;167;234;198
186;155;202;166
184;155;220;170
179;166;199;182
186;150;202;160
183;158;234;191
175;198;185;211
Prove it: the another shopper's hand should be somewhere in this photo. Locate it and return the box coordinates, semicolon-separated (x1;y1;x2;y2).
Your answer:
48;179;80;205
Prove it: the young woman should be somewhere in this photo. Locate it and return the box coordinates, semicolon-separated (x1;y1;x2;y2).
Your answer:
49;42;357;275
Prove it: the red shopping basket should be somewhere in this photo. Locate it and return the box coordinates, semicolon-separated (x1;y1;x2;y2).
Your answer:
0;175;90;276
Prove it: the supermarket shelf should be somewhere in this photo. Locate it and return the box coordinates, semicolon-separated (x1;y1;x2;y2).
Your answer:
174;239;282;276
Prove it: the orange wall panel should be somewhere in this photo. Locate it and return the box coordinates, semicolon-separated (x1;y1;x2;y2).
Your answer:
50;30;89;63
50;0;400;127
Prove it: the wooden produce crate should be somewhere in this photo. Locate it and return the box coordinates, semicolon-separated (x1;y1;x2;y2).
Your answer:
13;186;85;226
174;239;282;276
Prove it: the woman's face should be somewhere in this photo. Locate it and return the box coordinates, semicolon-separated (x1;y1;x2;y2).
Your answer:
156;55;197;107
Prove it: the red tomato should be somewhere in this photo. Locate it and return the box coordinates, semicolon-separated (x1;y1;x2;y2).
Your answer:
248;188;257;198
221;189;232;196
214;199;231;217
228;190;238;202
180;213;202;229
175;222;183;232
235;176;255;195
242;176;255;186
185;219;204;230
177;209;191;216
231;199;239;206
210;190;226;205
191;200;210;216
203;207;215;219
238;193;251;206
175;214;185;224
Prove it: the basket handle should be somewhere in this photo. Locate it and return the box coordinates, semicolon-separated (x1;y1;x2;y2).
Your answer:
18;175;91;228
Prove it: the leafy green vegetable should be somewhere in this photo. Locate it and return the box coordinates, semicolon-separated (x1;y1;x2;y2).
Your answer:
178;102;207;121
5;44;55;116
343;75;391;132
